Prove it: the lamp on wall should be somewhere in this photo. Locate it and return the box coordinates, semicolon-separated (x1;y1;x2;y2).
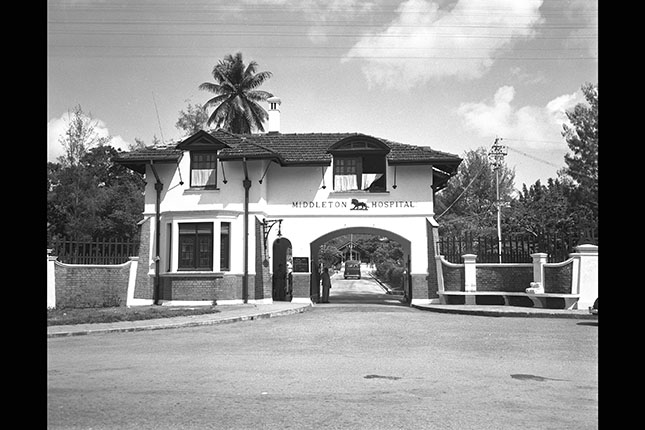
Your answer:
220;160;228;184
261;218;283;252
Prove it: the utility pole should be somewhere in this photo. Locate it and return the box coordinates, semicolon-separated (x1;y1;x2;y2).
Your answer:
488;138;508;263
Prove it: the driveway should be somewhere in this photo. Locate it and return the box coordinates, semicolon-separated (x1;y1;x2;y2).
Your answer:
47;275;597;430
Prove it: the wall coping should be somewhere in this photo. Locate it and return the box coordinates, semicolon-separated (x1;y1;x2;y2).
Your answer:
53;260;131;269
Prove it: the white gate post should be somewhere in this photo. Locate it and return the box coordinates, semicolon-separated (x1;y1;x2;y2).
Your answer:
462;254;477;305
126;257;139;307
47;249;57;309
530;253;548;286
570;244;598;310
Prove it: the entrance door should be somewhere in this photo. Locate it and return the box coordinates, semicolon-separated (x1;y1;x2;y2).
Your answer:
272;238;293;301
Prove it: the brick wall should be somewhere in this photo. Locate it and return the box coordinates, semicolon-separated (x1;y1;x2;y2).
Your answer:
425;220;439;299
254;216;272;300
54;262;131;308
476;266;533;292
442;263;464;291
544;262;573;294
159;274;243;301
134;217;153;299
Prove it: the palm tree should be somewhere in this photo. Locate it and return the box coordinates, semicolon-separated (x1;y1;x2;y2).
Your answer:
199;52;274;134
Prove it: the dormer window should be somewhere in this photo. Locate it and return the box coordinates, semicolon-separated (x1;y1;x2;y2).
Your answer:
328;136;390;192
190;152;217;188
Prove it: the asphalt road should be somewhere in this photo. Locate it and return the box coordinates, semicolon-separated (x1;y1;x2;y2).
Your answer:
47;274;598;430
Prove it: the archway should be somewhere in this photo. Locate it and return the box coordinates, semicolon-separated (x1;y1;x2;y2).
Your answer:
272;237;293;301
310;227;412;304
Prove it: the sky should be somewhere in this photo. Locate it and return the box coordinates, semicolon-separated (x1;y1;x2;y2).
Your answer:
47;0;598;191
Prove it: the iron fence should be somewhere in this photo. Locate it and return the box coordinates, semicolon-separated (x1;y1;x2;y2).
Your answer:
438;229;597;264
48;237;140;265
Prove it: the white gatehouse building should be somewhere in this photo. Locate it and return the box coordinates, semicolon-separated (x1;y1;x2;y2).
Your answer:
114;100;463;306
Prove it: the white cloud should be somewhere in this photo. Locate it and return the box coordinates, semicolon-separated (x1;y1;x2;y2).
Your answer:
47;112;132;163
456;86;583;149
344;0;544;90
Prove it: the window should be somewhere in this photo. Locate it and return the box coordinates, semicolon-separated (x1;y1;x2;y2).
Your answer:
220;222;231;271
190;152;217;188
178;223;213;270
333;154;386;192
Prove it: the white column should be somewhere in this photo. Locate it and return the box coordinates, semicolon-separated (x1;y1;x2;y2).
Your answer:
47;251;57;309
530;252;548;285
570;244;598;310
462;254;477;305
126;257;139;307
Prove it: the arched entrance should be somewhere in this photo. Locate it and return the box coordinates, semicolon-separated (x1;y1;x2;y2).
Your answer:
309;227;412;304
272;237;293;301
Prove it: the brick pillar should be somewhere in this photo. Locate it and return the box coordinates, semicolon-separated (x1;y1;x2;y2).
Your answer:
291;273;312;304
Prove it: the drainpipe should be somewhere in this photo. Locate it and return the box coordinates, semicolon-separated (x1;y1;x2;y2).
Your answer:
149;161;163;305
242;157;251;303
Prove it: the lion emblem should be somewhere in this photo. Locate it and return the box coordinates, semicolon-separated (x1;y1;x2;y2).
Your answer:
350;199;368;210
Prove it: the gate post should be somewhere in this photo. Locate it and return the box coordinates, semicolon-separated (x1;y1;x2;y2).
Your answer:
570;244;598;310
47;249;57;309
530;253;548;286
462;254;477;305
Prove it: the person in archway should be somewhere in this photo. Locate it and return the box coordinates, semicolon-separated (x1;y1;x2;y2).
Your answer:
321;267;332;303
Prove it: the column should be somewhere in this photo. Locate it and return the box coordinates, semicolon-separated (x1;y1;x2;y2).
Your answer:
47;250;57;309
462;254;477;305
570;244;598;310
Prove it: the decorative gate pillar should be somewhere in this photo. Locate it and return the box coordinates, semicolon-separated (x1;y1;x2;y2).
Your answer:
462;254;477;305
570;244;598;310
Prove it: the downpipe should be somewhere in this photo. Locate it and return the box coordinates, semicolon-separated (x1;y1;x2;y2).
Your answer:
242;158;251;303
149;161;163;305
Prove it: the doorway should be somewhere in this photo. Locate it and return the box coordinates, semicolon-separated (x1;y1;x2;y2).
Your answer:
272;237;293;301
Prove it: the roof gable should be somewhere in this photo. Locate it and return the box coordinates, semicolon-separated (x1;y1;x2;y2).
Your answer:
327;134;390;155
175;130;230;151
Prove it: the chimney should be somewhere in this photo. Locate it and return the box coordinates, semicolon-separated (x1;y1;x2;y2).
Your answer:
267;96;281;134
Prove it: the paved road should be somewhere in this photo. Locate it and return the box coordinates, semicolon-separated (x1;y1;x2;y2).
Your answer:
326;268;402;305
47;275;597;430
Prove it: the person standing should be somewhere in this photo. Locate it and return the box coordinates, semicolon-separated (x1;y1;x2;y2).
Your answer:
321;267;332;303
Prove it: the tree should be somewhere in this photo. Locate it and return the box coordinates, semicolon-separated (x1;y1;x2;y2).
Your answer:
47;146;144;241
435;147;515;236
199;52;274;133
506;178;577;237
561;82;598;229
175;100;209;137
58;104;112;167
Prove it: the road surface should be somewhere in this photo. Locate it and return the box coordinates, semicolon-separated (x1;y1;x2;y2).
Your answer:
47;272;597;430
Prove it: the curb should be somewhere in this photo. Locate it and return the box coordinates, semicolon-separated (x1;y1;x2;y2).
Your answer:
47;305;312;338
411;304;597;319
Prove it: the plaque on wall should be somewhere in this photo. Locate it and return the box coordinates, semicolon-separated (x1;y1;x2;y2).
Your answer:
292;257;310;273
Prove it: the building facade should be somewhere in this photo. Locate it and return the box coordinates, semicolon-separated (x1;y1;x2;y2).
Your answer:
114;104;462;306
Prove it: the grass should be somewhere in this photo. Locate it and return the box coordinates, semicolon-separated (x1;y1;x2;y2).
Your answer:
47;305;221;326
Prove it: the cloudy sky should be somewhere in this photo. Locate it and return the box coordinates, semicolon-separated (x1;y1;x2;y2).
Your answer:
47;0;597;190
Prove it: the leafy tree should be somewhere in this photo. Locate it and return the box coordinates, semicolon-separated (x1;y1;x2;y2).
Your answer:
47;146;144;241
561;82;598;230
57;104;112;167
435;147;515;236
175;100;209;137
199;52;274;133
506;178;577;237
318;244;342;268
